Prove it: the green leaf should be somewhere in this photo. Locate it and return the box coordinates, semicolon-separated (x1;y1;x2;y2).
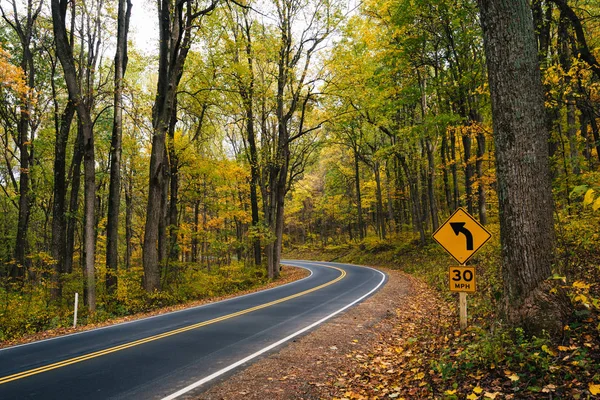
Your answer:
570;185;588;199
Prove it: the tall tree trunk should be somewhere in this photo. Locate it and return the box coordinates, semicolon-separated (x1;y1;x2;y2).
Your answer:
441;130;452;212
238;11;262;267
450;128;460;209
106;0;132;294
400;156;425;245
65;124;83;275
353;147;364;239
558;12;580;176
374;162;386;240
462;130;474;214
476;131;488;224
168;101;179;265
143;0;218;292
426;138;439;231
587;110;600;164
52;0;96;311
51;99;75;295
124;165;133;270
478;0;567;335
3;0;42;278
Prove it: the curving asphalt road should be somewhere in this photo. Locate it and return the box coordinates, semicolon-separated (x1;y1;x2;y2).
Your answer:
0;260;386;399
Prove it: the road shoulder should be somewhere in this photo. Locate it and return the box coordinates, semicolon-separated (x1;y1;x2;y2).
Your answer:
198;267;447;399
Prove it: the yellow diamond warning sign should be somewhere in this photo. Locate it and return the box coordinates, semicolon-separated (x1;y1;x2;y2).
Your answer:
433;208;491;264
449;266;476;293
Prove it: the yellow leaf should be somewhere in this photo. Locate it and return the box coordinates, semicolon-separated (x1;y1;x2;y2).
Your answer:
590;383;600;395
444;389;457;395
415;372;425;380
484;392;500;399
558;346;569;351
593;197;600;212
508;374;520;381
467;394;478;400
584;189;595;206
573;281;591;289
473;387;483;394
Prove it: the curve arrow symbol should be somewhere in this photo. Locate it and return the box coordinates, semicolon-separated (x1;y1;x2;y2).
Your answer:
450;222;473;251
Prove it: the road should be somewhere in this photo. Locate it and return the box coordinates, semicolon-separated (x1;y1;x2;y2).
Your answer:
0;261;386;399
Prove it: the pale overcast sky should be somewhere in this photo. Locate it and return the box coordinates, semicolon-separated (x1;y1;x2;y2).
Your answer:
130;0;159;54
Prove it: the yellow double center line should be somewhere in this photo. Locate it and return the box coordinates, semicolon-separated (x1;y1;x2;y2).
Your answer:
0;264;345;386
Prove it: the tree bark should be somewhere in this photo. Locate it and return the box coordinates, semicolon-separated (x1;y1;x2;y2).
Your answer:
478;0;567;335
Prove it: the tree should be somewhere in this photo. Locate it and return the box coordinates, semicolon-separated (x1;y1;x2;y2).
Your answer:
106;0;132;294
477;0;567;335
51;0;99;311
143;0;218;292
0;0;42;278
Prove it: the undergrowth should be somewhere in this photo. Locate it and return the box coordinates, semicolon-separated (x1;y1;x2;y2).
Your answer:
0;262;269;342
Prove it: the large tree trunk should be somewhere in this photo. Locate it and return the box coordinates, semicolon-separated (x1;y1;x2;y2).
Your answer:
106;0;132;294
478;0;567;335
51;0;96;311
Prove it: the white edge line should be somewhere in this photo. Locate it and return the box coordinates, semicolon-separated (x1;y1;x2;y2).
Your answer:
160;263;386;400
0;266;314;353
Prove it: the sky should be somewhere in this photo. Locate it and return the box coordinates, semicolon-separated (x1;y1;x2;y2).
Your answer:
130;0;159;54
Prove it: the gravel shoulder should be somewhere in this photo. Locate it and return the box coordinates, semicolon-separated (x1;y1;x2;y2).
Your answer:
197;267;435;399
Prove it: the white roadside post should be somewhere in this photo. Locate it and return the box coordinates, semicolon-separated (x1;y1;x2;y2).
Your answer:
73;292;79;328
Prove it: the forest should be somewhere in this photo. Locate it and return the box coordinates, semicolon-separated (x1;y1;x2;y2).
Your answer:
0;0;599;383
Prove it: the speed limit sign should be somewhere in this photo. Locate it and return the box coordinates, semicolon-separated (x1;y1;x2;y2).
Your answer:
449;266;476;293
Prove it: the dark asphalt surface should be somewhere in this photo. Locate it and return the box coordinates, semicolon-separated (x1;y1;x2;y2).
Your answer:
0;260;386;399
